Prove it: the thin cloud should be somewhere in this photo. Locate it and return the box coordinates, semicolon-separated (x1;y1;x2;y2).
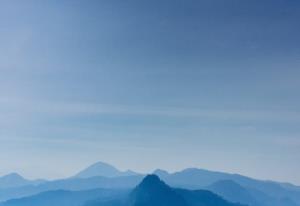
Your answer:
1;97;300;122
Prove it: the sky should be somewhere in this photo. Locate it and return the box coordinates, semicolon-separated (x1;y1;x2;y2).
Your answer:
0;0;300;184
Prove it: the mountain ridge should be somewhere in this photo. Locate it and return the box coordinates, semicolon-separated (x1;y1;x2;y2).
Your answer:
0;162;299;206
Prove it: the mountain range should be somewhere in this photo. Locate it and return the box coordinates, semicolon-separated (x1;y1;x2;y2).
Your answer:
0;161;299;206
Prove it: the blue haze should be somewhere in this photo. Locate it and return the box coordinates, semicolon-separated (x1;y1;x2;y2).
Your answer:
0;0;299;184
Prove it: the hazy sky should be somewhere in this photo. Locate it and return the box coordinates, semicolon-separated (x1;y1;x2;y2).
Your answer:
0;0;300;184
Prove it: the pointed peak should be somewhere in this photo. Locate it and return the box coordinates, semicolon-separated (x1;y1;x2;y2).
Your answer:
131;175;188;206
75;161;121;178
89;161;117;168
137;174;168;190
143;174;161;182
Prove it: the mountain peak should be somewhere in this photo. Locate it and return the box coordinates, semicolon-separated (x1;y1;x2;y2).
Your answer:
134;174;168;192
130;175;188;206
89;161;116;168
75;161;140;178
139;174;163;187
75;162;120;178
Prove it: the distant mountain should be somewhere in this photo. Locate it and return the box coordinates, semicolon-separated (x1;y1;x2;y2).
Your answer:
0;173;45;189
75;162;139;178
0;188;128;206
86;175;244;206
153;169;169;178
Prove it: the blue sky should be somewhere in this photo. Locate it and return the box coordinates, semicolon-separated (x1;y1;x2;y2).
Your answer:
0;0;300;184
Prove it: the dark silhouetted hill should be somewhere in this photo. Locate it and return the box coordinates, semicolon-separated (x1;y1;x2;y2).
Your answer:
129;175;188;206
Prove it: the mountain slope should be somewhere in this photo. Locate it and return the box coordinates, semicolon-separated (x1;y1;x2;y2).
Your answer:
177;189;244;206
75;162;138;178
207;180;259;206
159;168;300;206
